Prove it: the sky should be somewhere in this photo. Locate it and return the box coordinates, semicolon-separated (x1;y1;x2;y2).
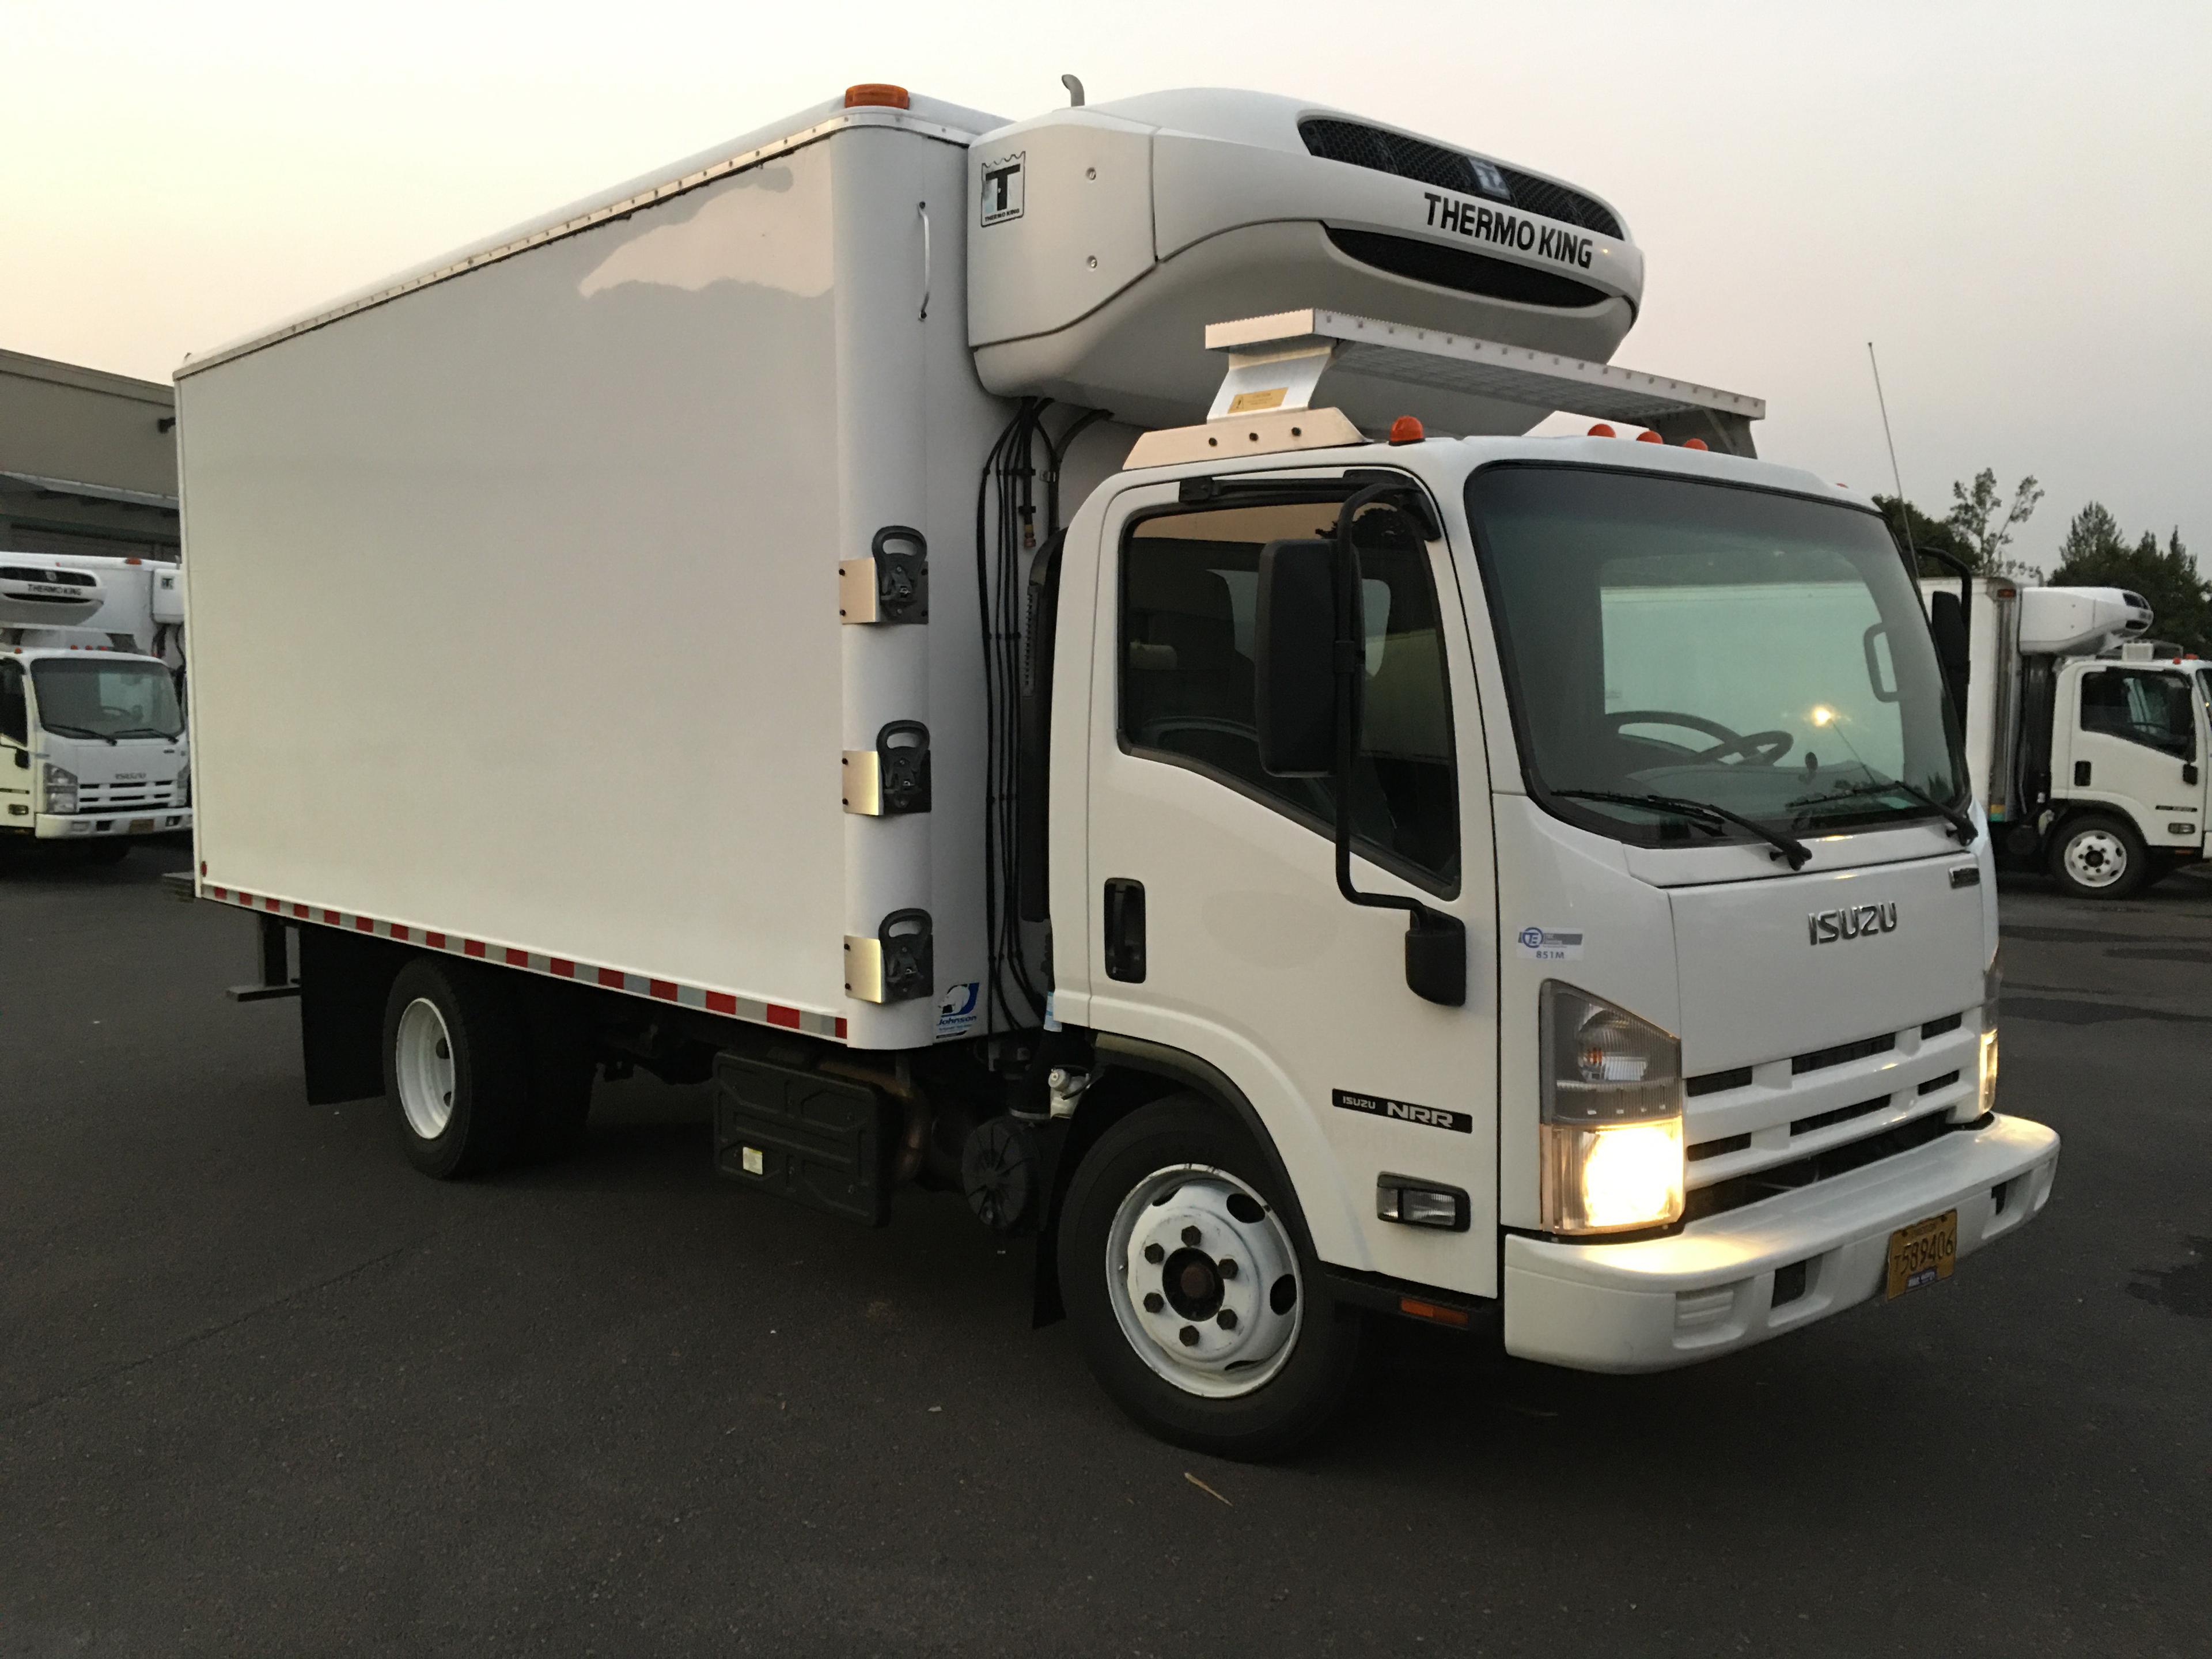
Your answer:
3;0;2205;570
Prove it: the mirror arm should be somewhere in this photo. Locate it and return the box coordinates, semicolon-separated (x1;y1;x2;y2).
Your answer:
1329;484;1467;1007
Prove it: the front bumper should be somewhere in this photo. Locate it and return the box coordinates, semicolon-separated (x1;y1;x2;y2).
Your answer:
1502;1113;2059;1372
35;808;192;839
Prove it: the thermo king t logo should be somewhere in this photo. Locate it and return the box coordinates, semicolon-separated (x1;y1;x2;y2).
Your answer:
979;153;1024;225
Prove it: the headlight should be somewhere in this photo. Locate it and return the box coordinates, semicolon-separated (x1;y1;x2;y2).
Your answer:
1540;983;1685;1234
43;762;78;814
1972;955;2000;1121
175;768;190;806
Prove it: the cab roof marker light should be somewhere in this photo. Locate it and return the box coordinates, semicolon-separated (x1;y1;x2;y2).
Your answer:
844;84;910;109
1635;429;1662;443
1683;439;1708;450
1588;423;1618;438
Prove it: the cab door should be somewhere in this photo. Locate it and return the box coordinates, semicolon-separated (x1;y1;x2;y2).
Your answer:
2062;665;2203;849
1070;477;1499;1296
0;661;31;828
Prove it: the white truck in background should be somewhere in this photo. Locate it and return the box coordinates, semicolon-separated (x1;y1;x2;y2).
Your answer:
175;82;2057;1457
1929;576;2206;898
1;553;191;860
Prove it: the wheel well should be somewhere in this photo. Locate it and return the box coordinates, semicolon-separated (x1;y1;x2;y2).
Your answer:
1031;1034;1310;1328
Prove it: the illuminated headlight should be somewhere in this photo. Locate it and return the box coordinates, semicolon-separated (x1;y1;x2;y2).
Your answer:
1539;983;1685;1234
1974;956;2001;1120
43;762;78;815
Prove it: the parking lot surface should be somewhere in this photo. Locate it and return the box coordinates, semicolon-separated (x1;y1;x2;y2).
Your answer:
3;842;2208;1657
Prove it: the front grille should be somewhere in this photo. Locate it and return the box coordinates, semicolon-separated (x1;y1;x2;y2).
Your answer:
1687;1066;1754;1098
1789;1094;1891;1137
1792;1032;1896;1075
77;781;177;810
1684;1113;1953;1224
1324;228;1612;309
1300;118;1625;238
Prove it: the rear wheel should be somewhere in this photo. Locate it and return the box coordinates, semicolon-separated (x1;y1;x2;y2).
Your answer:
382;958;528;1178
2049;813;2147;900
1059;1096;1361;1460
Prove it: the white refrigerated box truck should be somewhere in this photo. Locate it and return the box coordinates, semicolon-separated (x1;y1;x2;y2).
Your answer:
2;552;190;857
1926;576;2207;898
176;83;2058;1456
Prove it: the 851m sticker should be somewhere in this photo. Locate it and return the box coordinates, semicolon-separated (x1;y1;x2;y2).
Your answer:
1332;1088;1472;1134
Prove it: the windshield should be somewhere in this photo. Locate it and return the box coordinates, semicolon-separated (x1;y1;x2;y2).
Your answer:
1465;465;1964;844
29;659;184;741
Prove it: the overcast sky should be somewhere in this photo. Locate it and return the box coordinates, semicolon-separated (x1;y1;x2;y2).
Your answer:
4;0;2204;569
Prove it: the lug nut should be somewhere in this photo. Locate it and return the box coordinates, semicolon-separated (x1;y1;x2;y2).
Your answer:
1178;1325;1199;1347
1217;1258;1238;1279
1143;1292;1164;1313
1143;1243;1164;1264
1217;1308;1238;1331
1181;1225;1202;1247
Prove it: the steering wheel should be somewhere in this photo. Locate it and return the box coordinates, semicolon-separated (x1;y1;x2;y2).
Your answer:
1695;729;1795;766
1603;710;1742;748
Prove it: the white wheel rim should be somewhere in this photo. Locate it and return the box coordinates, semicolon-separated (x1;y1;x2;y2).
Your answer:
395;997;457;1140
1104;1163;1303;1399
2063;829;2128;889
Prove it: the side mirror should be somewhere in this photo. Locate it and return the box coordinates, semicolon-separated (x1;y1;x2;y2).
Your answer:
1929;589;1969;709
1253;537;1339;777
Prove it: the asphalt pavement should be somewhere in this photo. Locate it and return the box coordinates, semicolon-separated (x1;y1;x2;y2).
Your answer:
2;839;2207;1657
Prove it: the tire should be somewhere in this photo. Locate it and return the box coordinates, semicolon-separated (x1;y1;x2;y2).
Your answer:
1058;1096;1362;1460
2048;812;2148;900
381;957;529;1179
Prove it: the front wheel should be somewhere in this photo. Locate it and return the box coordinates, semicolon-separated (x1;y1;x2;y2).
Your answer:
2049;813;2147;900
1058;1097;1361;1459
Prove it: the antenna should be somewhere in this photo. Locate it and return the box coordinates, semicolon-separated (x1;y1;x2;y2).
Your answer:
1866;340;1907;509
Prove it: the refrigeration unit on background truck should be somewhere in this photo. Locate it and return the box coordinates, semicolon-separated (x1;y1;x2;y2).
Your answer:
172;82;2058;1456
2;552;190;858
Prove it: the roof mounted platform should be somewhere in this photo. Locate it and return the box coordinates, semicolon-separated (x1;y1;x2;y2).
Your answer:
1125;308;1765;468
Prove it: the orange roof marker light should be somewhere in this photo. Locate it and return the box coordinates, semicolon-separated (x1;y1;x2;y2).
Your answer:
1635;429;1662;444
1587;423;1617;438
1683;438;1709;451
844;84;911;110
1388;415;1425;445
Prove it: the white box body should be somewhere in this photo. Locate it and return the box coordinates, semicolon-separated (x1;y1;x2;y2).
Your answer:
177;101;1014;1048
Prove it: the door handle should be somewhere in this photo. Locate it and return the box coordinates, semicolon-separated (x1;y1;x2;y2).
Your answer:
2184;763;2199;786
2074;761;2091;787
1103;878;1146;983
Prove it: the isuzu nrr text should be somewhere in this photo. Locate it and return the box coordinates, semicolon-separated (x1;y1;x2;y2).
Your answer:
174;83;2058;1455
3;552;190;858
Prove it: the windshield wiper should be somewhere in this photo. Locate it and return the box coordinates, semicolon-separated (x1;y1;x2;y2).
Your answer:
109;727;179;740
1788;774;1976;844
40;722;115;744
1555;789;1812;870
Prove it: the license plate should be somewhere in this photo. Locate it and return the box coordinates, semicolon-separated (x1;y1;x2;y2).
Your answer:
1885;1210;1958;1299
130;819;155;832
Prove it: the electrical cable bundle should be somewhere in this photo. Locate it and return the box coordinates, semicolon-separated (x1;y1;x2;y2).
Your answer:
974;399;1105;1037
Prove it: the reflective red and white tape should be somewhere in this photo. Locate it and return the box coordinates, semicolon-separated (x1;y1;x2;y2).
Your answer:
203;884;846;1040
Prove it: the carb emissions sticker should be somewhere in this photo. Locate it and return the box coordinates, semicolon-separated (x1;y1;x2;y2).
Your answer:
1332;1088;1472;1135
1515;926;1584;963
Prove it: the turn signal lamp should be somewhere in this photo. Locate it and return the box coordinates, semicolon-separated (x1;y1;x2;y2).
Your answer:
1969;955;2001;1122
844;84;911;109
1388;415;1425;444
1539;983;1685;1234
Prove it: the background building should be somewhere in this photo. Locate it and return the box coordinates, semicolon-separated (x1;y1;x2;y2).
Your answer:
0;348;180;562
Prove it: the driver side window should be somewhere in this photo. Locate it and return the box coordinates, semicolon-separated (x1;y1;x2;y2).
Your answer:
1118;497;1459;893
0;662;24;745
2080;669;2196;760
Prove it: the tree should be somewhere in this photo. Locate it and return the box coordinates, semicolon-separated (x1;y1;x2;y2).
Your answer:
1946;468;2045;577
2048;503;2211;654
1872;493;1975;577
